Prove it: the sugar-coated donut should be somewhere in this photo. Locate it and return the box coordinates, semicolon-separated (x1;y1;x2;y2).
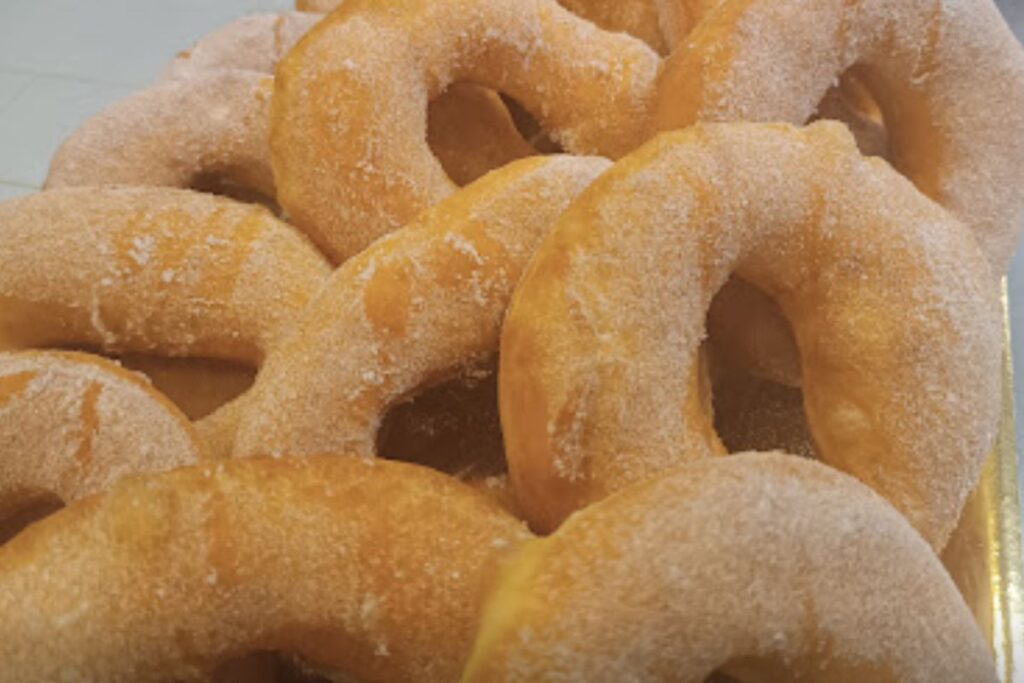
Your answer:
0;351;201;538
166;10;533;190
48;11;533;218
0;187;330;459
500;122;1002;545
0;187;329;364
461;453;998;682
652;0;1024;271
0;457;530;682
45;71;276;198
233;156;609;460
271;0;658;261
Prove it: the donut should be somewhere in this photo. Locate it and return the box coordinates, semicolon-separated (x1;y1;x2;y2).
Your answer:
271;0;659;261
0;187;331;456
461;453;998;682
0;457;530;682
0;350;201;542
652;0;1024;271
233;155;610;462
499;122;1002;546
45;70;277;200
0;187;329;363
166;10;533;188
47;13;533;219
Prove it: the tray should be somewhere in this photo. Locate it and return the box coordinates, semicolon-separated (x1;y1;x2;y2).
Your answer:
942;283;1024;682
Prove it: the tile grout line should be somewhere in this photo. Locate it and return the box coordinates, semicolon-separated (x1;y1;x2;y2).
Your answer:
0;73;37;115
0;65;148;91
0;180;40;190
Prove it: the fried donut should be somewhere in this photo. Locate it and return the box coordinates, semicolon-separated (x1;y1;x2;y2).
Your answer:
45;70;276;199
500;122;1002;545
49;12;532;216
0;457;530;682
462;453;998;682
0;188;331;456
0;187;328;362
271;0;658;261
652;0;1024;271
166;10;534;187
233;156;609;462
0;351;200;536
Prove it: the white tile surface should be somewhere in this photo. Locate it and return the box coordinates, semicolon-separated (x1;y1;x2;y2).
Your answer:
0;71;34;112
0;75;132;186
0;0;294;86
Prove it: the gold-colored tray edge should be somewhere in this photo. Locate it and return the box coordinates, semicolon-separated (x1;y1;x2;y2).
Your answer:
991;282;1023;682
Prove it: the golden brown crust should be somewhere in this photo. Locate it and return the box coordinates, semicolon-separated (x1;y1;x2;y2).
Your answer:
45;71;277;197
652;0;1024;272
500;122;1002;544
0;187;330;364
234;156;609;460
271;0;658;262
462;454;998;682
0;457;531;682
0;351;201;525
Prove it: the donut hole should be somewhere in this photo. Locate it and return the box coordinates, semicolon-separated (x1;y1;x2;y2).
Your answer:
426;84;555;187
500;95;565;155
711;365;818;460
377;360;507;483
705;280;819;459
0;492;64;545
811;68;890;159
191;173;282;215
212;652;331;683
115;353;256;421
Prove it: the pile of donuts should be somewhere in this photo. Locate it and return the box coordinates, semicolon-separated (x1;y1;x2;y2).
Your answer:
1;0;1023;679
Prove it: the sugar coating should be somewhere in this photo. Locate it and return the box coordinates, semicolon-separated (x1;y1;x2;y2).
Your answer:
652;0;1024;272
0;187;331;364
0;457;531;682
462;453;997;682
45;71;277;196
0;350;201;522
271;0;659;262
501;122;1003;546
233;155;610;460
